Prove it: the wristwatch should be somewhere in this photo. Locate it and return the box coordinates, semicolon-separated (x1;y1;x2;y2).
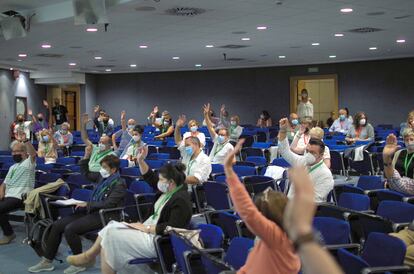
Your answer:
146;225;151;233
293;232;315;251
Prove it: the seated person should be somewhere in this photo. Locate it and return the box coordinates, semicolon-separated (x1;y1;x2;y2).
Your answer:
345;112;374;144
383;130;414;195
121;125;145;167
326;111;336;128
54;122;73;157
308;127;331;168
279;118;334;202
147;105;161;126
390;220;414;267
174;125;211;187
203;103;235;164
112;110;136;157
154;111;174;140
0;133;36;245
223;140;301;274
37;129;58;164
180;117;206;147
345;107;353;124
229;115;243;144
14;111;34;140
33;100;51;139
400;110;414;137
286;113;300;143
28;153;126;273
329;108;352;134
81;113;116;180
290;118;313;155
66;146;192;273
257;110;272;128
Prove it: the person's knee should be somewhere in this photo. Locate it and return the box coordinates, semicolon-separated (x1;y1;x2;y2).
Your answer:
63;223;77;237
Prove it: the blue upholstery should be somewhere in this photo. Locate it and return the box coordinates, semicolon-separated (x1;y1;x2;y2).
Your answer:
271;158;290;168
148;153;170;160
245;156;267;166
338;248;370;274
211;164;224;175
37;173;62;185
242;175;276;194
233;165;256;177
224;237;254;270
71;188;93;201
198;224;224;249
356;176;384;190
203;182;231;210
56;157;77;165
120;167;141;177
338;192;370;211
376;201;414;223
145;159;165;170
212;211;240;240
129;180;153;194
375;189;408;202
313;217;350;245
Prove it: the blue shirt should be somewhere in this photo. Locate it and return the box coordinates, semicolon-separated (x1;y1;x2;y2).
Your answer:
114;129;132;156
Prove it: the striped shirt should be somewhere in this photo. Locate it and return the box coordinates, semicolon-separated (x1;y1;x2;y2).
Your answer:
4;157;35;199
388;170;414;195
88;145;116;172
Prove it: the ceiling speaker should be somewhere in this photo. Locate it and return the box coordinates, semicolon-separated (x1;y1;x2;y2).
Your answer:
0;17;27;40
73;0;108;25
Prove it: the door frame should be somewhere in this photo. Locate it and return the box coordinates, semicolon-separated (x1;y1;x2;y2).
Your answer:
62;87;81;131
289;74;339;117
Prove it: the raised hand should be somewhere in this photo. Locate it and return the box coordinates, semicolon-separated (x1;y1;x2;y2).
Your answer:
224;139;244;170
137;145;148;162
82;113;91;125
383;134;399;158
299;124;306;134
220;104;226;115
43;100;49;108
93;105;100;113
27;109;33;116
279;118;289;130
203;103;211;116
121;110;126;120
176;114;187;128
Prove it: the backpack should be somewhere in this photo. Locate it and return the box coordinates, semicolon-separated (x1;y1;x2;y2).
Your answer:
27;218;54;257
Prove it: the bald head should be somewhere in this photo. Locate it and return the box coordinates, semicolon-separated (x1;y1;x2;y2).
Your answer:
12;142;28;161
127;119;136;127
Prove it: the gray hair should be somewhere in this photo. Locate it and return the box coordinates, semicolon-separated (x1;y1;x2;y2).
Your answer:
185;136;201;147
403;128;414;139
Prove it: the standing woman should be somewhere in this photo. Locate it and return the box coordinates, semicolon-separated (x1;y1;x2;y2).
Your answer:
345;112;375;144
37;129;58;164
223;139;301;274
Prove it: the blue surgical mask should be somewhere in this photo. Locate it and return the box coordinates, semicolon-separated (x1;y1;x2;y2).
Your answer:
190;126;198;132
339;115;346;121
292;119;299;126
128;125;134;130
185;146;194;157
406;142;414;153
98;143;107;152
217;135;226;144
42;135;49;142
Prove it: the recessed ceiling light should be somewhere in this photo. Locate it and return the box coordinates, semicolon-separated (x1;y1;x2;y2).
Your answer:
278;55;286;59
241;37;250;41
369;47;377;50
94;56;102;60
205;45;214;48
130;64;137;67
340;8;353;13
334;33;344;37
86;27;98;32
41;44;52;49
105;68;112;72
195;64;202;67
396;39;406;43
172;56;180;60
9;68;13;70
311;42;320;46
17;59;22;62
139;45;148;48
257;26;267;30
18;53;27;57
69;62;77;66
329;55;336;58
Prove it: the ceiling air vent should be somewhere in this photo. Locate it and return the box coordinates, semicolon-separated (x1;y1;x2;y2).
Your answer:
232;31;247;34
366;11;385;16
36;53;64;58
165;7;206;16
218;44;250;49
135;6;156;11
226;58;245;61
33;63;51;67
348;27;383;33
394;15;411;19
95;65;115;68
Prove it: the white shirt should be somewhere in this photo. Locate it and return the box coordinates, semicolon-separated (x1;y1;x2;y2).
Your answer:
121;142;145;167
323;146;331;160
279;137;334;202
329;118;352;134
4;157;35;199
182;132;206;147
179;144;212;184
297;101;314;119
291;132;311;154
208;137;234;165
14;121;32;139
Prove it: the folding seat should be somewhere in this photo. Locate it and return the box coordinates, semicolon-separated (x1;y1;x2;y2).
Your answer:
147;153;170;160
128;180;154;194
159;146;181;159
233;165;256;177
242;175;277;196
337;193;371;212
271;157;290;168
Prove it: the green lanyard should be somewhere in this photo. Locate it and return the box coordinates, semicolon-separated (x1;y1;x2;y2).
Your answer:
132;143;138;156
309;161;324;173
9;163;21;179
187;160;195;176
91;148;112;164
44;143;50;155
404;152;414;177
213;142;226;157
152;185;184;220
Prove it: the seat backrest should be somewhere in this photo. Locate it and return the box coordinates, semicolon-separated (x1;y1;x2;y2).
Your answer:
375;189;406;203
211;164;224;174
224;237;254;270
362;232;406;267
121;167;141;177
271;158;290;168
338;192;370;211
56;157;77;165
233;165;256;177
243;175;275;195
356;176;384;190
129;180;154;194
146;159;165;170
198;224;224;249
313;217;350;244
337;248;370;274
245;156;267;166
170;232;193;274
203;182;231;210
148;153;170;160
66;174;92;186
38;173;61;183
376;200;414;223
71;188;93;201
213;211;240;240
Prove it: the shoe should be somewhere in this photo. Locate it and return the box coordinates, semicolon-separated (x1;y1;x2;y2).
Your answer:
28;258;55;273
0;233;16;245
63;265;87;274
67;253;96;267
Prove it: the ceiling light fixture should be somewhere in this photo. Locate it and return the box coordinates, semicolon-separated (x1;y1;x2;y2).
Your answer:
94;56;102;60
369;47;377;50
396;39;406;43
18;53;27;57
139;45;148;48
334;33;344;37
257;26;267;30
172;56;180;60
17;59;22;62
69;62;77;66
9;68;13;70
105;68;112;72
41;44;52;49
130;64;137;67
195;64;202;67
329;55;336;58
241;37;250;41
311;42;320;46
86;27;98;32
205;45;214;48
340;8;353;13
278;55;286;59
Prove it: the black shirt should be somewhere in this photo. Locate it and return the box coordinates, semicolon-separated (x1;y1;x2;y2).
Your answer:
395;149;414;179
52;105;68;125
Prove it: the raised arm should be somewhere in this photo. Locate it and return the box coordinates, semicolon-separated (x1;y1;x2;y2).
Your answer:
80;113;93;147
383;134;400;179
148;106;159;126
290;126;306;154
203;103;217;139
136;145;150;175
27;109;34;125
219;104;230;128
174;115;186;145
278;118;304;165
16;132;36;163
121;111;126;131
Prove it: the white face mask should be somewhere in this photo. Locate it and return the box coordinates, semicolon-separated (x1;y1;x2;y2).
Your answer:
98;143;107;152
230;121;237;126
157;180;170;193
99;168;111;178
406;142;414;153
132;135;141;142
303;152;317;166
359;119;366;126
190;126;198;133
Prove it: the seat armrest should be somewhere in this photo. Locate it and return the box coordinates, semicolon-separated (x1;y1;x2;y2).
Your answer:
393;222;411;232
99;207;125;226
362;265;412;274
403;197;414;204
325;243;361;253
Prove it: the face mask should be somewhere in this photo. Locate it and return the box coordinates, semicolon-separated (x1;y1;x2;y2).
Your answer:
38;117;43;122
13;154;23;163
185;146;194;157
99;168;111;178
164;121;170;126
217;135;226;144
260;115;265;119
18;118;24;123
339;115;346;121
132;135;141;142
291;119;299;126
157;180;170;193
302;93;308;98
103;119;109;123
190;126;198;133
42;136;49;143
128;125;135;130
406;142;414;153
303;152;317;166
230;121;237;126
359;119;366;126
61;129;68;134
99;143;107;152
